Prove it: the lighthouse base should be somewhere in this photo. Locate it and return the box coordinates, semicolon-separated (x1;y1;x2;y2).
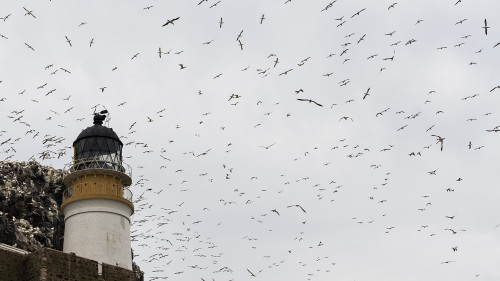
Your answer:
62;198;133;270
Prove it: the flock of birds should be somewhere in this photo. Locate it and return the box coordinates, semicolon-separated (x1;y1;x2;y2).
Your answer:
1;1;500;280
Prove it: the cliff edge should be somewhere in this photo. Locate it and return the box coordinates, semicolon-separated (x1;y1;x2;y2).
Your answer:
0;161;65;251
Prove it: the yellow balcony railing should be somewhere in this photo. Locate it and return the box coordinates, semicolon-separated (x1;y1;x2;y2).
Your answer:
62;185;133;204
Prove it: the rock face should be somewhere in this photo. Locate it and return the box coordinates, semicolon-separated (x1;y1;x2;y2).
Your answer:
0;160;144;281
0;161;65;252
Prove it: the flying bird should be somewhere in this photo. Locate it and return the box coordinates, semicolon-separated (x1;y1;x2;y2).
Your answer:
210;0;221;8
387;3;397;10
65;36;72;47
23;7;36;18
25;43;35;51
259;143;276;149
483;19;490;35
445;228;465;234
339;116;354;121
279;69;293;76
321;1;337;12
427;169;438;175
236;30;244;41
162;17;180;26
273;57;279;67
351;8;366;18
297;98;322;107
287;204;306;213
431;135;445;151
362;87;371;99
247;269;256;277
60;67;71;74
1;14;11;22
357;34;366;43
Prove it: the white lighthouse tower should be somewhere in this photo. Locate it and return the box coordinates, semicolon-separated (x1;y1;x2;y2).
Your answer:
61;111;134;270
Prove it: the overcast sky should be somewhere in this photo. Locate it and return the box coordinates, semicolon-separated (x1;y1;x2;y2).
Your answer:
1;0;500;280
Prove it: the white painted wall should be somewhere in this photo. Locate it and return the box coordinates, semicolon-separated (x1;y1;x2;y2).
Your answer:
62;198;133;270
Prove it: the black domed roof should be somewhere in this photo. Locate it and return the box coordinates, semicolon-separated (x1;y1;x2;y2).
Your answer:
73;115;122;146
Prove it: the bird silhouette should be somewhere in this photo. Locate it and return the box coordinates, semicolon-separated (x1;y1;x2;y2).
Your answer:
483;19;490;35
65;36;72;47
23;7;36;18
297;98;322;107
162;17;180;26
362;87;371;99
259;143;276;149
247;269;256;277
431;135;445;151
387;2;397;10
339;116;354;121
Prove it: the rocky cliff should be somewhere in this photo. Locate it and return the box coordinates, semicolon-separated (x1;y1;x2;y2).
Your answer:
0;161;65;251
0;160;143;281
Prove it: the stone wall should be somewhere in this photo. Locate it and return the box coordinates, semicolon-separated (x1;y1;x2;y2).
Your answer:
102;263;137;281
0;244;139;281
25;248;99;281
0;245;24;281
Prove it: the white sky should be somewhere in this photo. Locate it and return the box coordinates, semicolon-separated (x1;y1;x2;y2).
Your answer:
1;0;500;280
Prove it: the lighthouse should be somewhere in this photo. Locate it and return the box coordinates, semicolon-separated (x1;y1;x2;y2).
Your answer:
61;111;134;270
